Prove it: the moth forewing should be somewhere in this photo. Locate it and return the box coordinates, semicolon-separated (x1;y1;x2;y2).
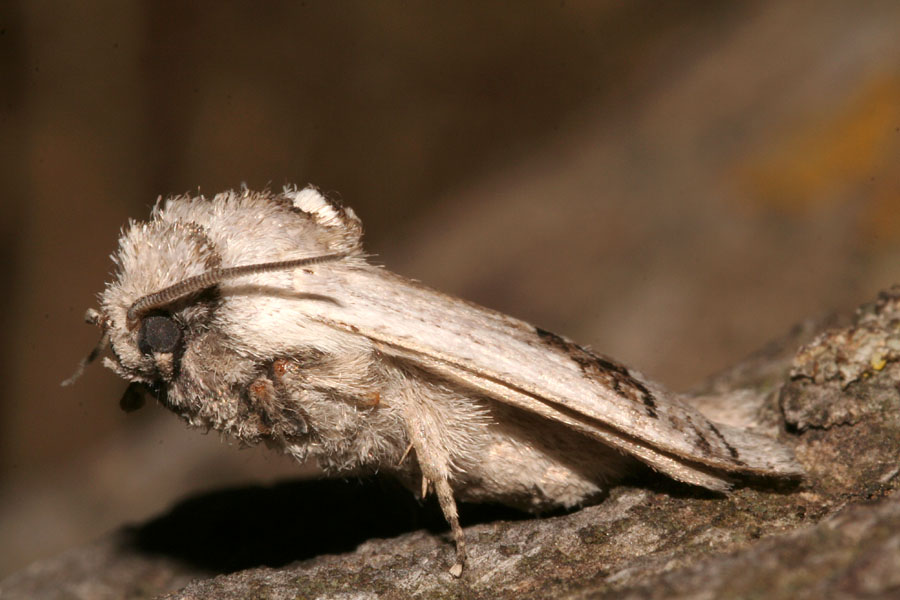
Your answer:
290;265;803;483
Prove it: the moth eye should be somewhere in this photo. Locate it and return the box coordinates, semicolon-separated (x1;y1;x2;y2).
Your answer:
137;314;183;355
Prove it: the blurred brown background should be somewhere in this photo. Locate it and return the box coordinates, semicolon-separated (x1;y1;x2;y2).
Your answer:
2;0;899;577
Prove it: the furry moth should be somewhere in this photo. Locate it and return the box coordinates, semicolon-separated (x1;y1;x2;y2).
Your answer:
67;186;802;576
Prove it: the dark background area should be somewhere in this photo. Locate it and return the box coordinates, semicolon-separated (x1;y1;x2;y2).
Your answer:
1;1;899;577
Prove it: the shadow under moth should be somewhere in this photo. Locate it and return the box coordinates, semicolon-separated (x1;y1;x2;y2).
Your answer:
66;186;802;576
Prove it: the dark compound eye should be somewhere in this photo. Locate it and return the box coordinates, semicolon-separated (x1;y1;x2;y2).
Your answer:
137;314;183;355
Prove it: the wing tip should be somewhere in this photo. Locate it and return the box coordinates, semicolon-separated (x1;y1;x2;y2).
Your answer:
710;422;806;480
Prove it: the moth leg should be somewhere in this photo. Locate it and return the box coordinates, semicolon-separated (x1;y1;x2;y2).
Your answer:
405;428;466;577
434;476;466;578
397;441;414;466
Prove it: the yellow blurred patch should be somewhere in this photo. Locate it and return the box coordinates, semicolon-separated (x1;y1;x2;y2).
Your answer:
737;74;900;242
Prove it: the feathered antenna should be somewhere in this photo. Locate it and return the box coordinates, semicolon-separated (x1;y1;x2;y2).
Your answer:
125;252;348;329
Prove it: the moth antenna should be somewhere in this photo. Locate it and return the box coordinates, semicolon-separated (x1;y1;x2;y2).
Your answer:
61;310;111;386
126;251;348;329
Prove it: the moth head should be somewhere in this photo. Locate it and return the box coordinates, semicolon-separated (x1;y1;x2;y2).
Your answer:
63;186;357;391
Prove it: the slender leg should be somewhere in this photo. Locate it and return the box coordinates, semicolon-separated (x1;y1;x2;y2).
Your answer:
433;476;466;577
398;441;414;466
404;425;467;576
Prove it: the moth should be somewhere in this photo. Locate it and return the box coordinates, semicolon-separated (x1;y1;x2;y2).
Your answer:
67;186;802;576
